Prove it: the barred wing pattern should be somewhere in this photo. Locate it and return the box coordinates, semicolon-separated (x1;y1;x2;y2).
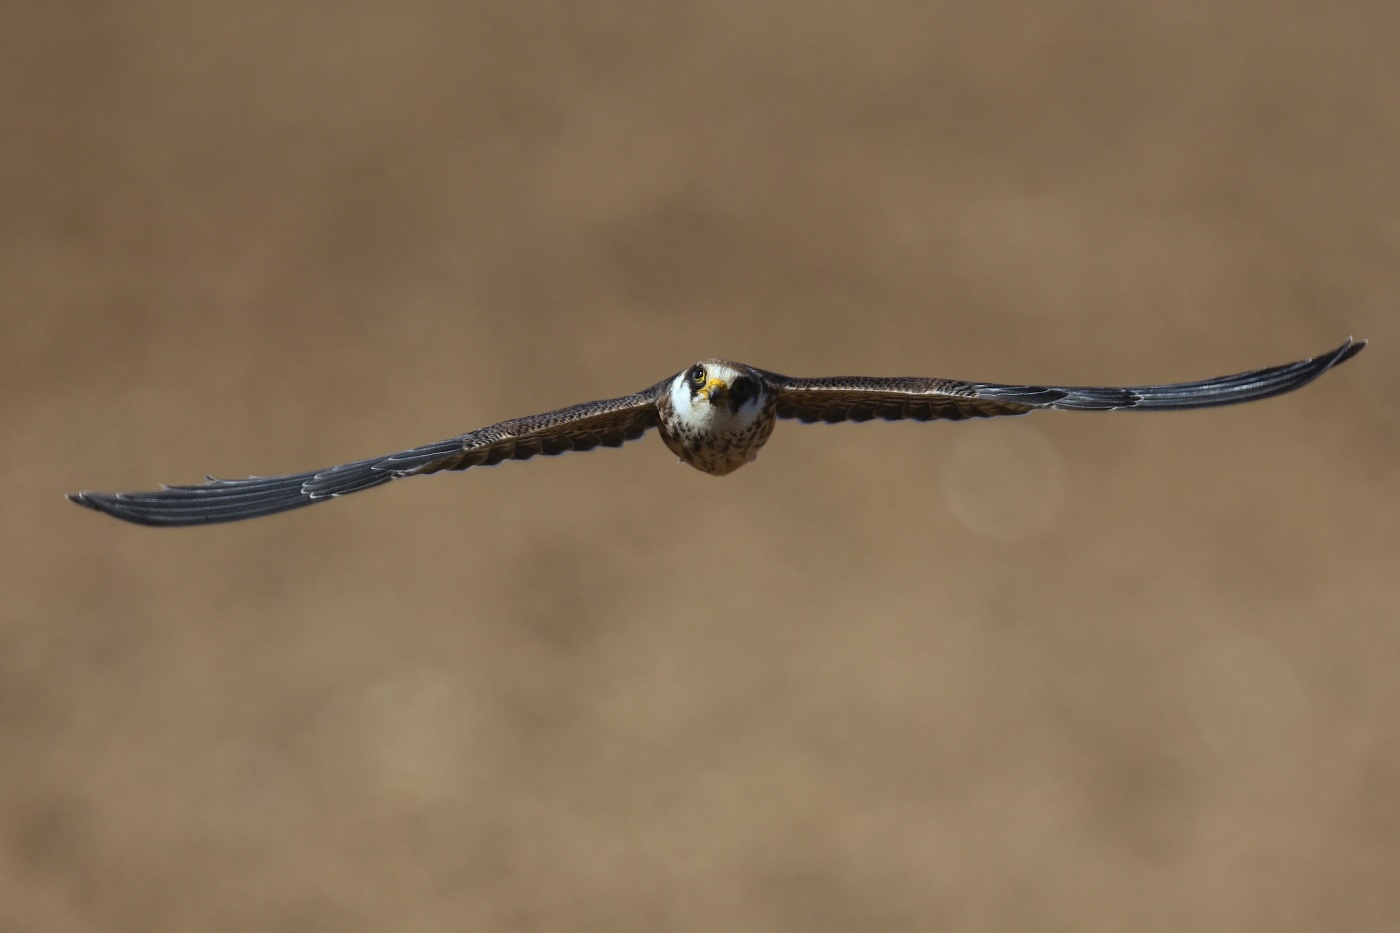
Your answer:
69;389;665;526
764;338;1364;424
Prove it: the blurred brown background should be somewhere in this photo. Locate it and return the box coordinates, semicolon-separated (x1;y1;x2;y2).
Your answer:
4;1;1398;930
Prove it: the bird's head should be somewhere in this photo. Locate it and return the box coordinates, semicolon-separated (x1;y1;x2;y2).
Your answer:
668;359;766;427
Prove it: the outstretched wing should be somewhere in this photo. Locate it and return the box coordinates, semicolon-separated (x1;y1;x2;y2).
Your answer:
69;387;665;526
763;338;1365;424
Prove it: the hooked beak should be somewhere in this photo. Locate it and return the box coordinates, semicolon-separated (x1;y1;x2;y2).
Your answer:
700;378;730;404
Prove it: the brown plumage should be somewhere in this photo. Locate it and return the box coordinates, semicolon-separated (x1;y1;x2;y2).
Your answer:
69;338;1365;526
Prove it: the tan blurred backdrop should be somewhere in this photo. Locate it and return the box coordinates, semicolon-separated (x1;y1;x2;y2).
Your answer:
4;2;1399;931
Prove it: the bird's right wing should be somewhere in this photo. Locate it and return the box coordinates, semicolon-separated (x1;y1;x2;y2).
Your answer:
69;386;666;527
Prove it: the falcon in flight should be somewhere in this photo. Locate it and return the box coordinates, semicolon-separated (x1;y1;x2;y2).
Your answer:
70;338;1365;527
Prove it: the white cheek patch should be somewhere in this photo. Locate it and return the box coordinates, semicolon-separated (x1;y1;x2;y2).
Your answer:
669;377;706;427
732;395;761;421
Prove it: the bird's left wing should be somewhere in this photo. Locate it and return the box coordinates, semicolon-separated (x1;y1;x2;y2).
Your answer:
762;338;1364;424
69;387;666;526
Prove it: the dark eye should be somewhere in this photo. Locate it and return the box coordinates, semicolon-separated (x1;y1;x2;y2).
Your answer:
689;365;706;385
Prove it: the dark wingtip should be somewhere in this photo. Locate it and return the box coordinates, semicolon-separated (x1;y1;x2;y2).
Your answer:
1335;336;1367;366
67;490;163;526
68;491;102;511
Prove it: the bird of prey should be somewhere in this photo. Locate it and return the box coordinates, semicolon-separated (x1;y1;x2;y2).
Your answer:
69;338;1365;527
